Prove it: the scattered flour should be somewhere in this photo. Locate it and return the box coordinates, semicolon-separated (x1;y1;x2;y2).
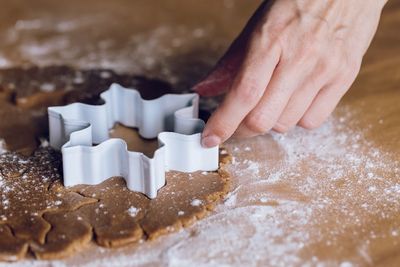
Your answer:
39;138;50;148
339;262;354;267
0;55;10;68
2;17;222;89
223;192;237;208
100;71;112;79
190;199;202;207
39;82;56;92
127;206;140;217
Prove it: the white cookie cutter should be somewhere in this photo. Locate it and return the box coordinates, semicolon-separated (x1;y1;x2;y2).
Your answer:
48;83;218;199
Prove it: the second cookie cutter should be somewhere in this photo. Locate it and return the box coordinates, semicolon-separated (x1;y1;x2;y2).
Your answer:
48;83;219;199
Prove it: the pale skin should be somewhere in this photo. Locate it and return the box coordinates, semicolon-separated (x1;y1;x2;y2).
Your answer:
194;0;388;148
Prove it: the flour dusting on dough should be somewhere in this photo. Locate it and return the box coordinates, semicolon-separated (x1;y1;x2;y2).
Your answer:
190;199;202;207
127;206;140;217
39;82;56;92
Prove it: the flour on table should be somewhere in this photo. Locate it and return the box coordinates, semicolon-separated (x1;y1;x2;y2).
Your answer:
2;17;221;90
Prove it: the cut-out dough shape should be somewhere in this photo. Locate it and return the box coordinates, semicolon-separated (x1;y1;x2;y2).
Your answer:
48;83;219;198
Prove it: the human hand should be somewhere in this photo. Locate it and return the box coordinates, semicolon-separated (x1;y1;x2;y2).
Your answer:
194;0;387;147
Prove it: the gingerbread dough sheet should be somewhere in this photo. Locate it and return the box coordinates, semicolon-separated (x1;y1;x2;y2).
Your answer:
0;67;231;261
0;0;400;266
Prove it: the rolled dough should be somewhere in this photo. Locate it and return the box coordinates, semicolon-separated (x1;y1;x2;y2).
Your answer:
0;66;231;261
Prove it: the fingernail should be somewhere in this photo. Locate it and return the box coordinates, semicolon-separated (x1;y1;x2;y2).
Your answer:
201;134;220;148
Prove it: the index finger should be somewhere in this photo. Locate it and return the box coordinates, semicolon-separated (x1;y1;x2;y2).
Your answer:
201;42;280;148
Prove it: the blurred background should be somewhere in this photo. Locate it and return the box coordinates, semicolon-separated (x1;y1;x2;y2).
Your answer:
0;0;260;90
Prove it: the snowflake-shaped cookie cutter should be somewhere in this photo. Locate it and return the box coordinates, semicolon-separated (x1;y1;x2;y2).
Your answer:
48;83;219;199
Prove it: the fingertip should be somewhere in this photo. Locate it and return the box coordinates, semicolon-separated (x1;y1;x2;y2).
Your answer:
201;118;226;148
201;134;221;148
298;117;319;130
272;122;291;133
